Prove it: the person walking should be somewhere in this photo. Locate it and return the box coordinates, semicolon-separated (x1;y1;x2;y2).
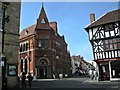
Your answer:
21;72;26;88
89;69;94;80
27;73;33;88
93;70;97;80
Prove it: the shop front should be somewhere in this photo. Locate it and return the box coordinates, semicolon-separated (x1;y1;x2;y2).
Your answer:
109;60;120;81
97;59;120;81
98;61;110;81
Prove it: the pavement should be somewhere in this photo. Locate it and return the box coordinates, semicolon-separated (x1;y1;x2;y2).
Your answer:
3;77;120;90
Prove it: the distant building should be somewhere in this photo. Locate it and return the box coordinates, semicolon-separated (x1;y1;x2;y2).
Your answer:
0;2;21;88
89;60;98;70
71;55;93;75
18;5;71;79
71;55;82;75
85;9;120;81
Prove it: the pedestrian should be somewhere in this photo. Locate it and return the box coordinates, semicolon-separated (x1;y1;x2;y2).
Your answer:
93;70;98;80
89;69;94;80
21;72;26;88
53;74;55;79
27;73;33;88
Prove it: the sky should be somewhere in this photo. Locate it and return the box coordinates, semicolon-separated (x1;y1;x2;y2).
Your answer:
20;2;118;62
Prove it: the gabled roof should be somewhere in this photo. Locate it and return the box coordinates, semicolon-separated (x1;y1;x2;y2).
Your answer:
85;9;120;30
20;6;52;40
36;5;51;29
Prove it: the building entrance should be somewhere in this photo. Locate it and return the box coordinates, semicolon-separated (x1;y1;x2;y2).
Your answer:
36;57;51;79
39;67;47;79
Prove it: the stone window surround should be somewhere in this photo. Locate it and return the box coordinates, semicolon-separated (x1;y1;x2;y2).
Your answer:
20;41;29;53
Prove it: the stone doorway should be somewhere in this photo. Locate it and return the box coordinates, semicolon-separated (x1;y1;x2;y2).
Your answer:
36;57;51;79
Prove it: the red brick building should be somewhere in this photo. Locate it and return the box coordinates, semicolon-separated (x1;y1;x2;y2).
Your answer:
18;6;71;79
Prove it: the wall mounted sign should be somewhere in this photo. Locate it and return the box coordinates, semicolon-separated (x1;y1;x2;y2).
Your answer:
8;64;17;76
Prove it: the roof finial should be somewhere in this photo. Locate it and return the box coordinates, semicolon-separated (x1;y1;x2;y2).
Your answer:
42;2;44;7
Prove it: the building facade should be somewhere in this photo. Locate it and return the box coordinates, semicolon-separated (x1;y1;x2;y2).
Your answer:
18;5;71;79
71;55;93;76
0;2;21;88
89;60;98;71
71;55;82;75
85;9;120;81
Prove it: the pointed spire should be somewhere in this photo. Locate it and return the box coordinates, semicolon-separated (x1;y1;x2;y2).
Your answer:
36;3;50;29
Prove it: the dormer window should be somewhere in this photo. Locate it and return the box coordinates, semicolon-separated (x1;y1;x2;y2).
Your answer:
25;30;28;35
41;18;45;23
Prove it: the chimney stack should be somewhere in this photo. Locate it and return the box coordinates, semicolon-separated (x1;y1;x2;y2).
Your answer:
50;22;57;33
90;13;95;23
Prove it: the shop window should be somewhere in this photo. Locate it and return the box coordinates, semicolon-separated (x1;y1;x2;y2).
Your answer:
111;61;120;78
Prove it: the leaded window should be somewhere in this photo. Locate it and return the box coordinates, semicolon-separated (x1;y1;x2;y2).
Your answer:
38;39;49;49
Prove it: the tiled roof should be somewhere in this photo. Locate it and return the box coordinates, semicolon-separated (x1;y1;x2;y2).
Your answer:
19;24;36;39
19;22;57;39
85;9;120;30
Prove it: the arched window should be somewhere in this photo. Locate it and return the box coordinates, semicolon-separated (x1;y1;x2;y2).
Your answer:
20;44;22;52
21;59;23;72
25;59;27;74
23;43;26;51
26;43;28;51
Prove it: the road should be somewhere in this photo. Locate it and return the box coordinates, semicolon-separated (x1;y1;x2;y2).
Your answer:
5;76;120;90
